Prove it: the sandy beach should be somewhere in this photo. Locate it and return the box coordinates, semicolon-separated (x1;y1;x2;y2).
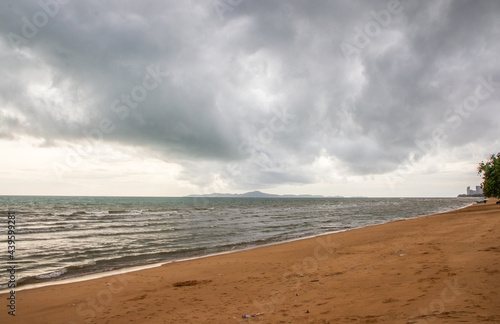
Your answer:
2;199;499;324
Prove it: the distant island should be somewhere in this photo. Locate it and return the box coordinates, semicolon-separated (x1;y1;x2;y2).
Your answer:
185;191;334;198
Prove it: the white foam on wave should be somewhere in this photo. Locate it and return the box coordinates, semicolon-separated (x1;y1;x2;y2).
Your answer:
36;268;68;280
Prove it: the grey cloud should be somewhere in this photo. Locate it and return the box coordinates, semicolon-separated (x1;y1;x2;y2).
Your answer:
0;0;499;189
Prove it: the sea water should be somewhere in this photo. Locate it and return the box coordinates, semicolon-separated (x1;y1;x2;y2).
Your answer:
0;196;474;289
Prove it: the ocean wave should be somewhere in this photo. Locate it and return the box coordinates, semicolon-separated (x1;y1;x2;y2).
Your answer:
108;210;128;214
108;210;143;215
36;268;68;280
70;211;87;216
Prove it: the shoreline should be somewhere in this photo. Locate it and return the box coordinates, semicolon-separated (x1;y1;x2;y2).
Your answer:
2;200;498;323
0;228;355;294
0;201;474;294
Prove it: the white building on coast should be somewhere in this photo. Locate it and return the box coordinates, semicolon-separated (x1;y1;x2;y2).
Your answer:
467;186;483;196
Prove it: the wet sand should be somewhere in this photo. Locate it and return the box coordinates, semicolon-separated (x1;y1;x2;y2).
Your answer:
1;199;499;323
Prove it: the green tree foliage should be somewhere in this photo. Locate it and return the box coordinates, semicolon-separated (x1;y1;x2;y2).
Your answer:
478;153;500;198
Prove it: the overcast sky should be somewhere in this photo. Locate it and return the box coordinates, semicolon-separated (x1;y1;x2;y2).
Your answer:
0;0;499;197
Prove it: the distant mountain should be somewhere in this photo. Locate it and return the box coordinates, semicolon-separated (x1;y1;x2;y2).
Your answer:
239;191;280;198
185;191;329;198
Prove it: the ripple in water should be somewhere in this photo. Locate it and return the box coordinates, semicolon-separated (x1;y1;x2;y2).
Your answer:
0;196;475;288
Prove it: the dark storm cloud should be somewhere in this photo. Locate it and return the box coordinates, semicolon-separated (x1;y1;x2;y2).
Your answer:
0;0;499;188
